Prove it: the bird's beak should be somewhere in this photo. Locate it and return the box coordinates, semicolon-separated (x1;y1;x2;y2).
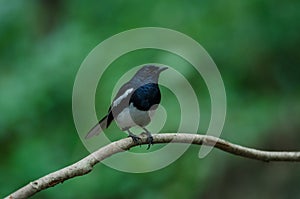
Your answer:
158;66;168;72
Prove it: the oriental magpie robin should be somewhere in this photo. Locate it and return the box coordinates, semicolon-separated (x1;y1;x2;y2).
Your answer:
85;65;168;149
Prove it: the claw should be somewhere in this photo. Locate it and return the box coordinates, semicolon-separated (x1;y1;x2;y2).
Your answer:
146;135;153;150
142;127;153;150
128;134;142;144
127;130;142;146
127;129;154;149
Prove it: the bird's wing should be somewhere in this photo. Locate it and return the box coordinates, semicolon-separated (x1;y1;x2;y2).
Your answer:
106;82;136;125
85;82;136;139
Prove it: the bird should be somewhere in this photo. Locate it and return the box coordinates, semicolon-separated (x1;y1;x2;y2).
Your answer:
85;65;168;149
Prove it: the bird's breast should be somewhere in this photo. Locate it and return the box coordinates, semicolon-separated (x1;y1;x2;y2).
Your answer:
129;83;161;111
115;103;155;130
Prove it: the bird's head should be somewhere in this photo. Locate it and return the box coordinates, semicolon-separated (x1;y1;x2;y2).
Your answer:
132;65;168;83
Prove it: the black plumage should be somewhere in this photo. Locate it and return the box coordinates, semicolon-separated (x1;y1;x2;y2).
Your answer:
130;83;161;111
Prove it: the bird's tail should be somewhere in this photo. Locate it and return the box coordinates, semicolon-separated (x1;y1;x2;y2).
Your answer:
85;115;108;139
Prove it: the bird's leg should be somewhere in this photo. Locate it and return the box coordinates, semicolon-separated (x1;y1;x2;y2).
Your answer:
142;127;153;150
127;129;142;146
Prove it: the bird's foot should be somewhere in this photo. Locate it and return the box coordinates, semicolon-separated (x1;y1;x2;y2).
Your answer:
128;134;142;146
141;128;153;150
146;135;153;150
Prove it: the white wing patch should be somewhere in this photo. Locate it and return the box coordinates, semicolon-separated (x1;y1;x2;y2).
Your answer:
112;88;134;108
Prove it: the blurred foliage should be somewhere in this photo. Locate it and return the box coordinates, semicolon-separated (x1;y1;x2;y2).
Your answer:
1;0;300;198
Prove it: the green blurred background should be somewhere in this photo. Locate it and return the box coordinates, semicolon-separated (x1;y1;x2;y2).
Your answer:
1;0;300;198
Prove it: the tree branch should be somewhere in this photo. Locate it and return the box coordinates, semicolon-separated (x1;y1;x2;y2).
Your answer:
5;133;300;199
